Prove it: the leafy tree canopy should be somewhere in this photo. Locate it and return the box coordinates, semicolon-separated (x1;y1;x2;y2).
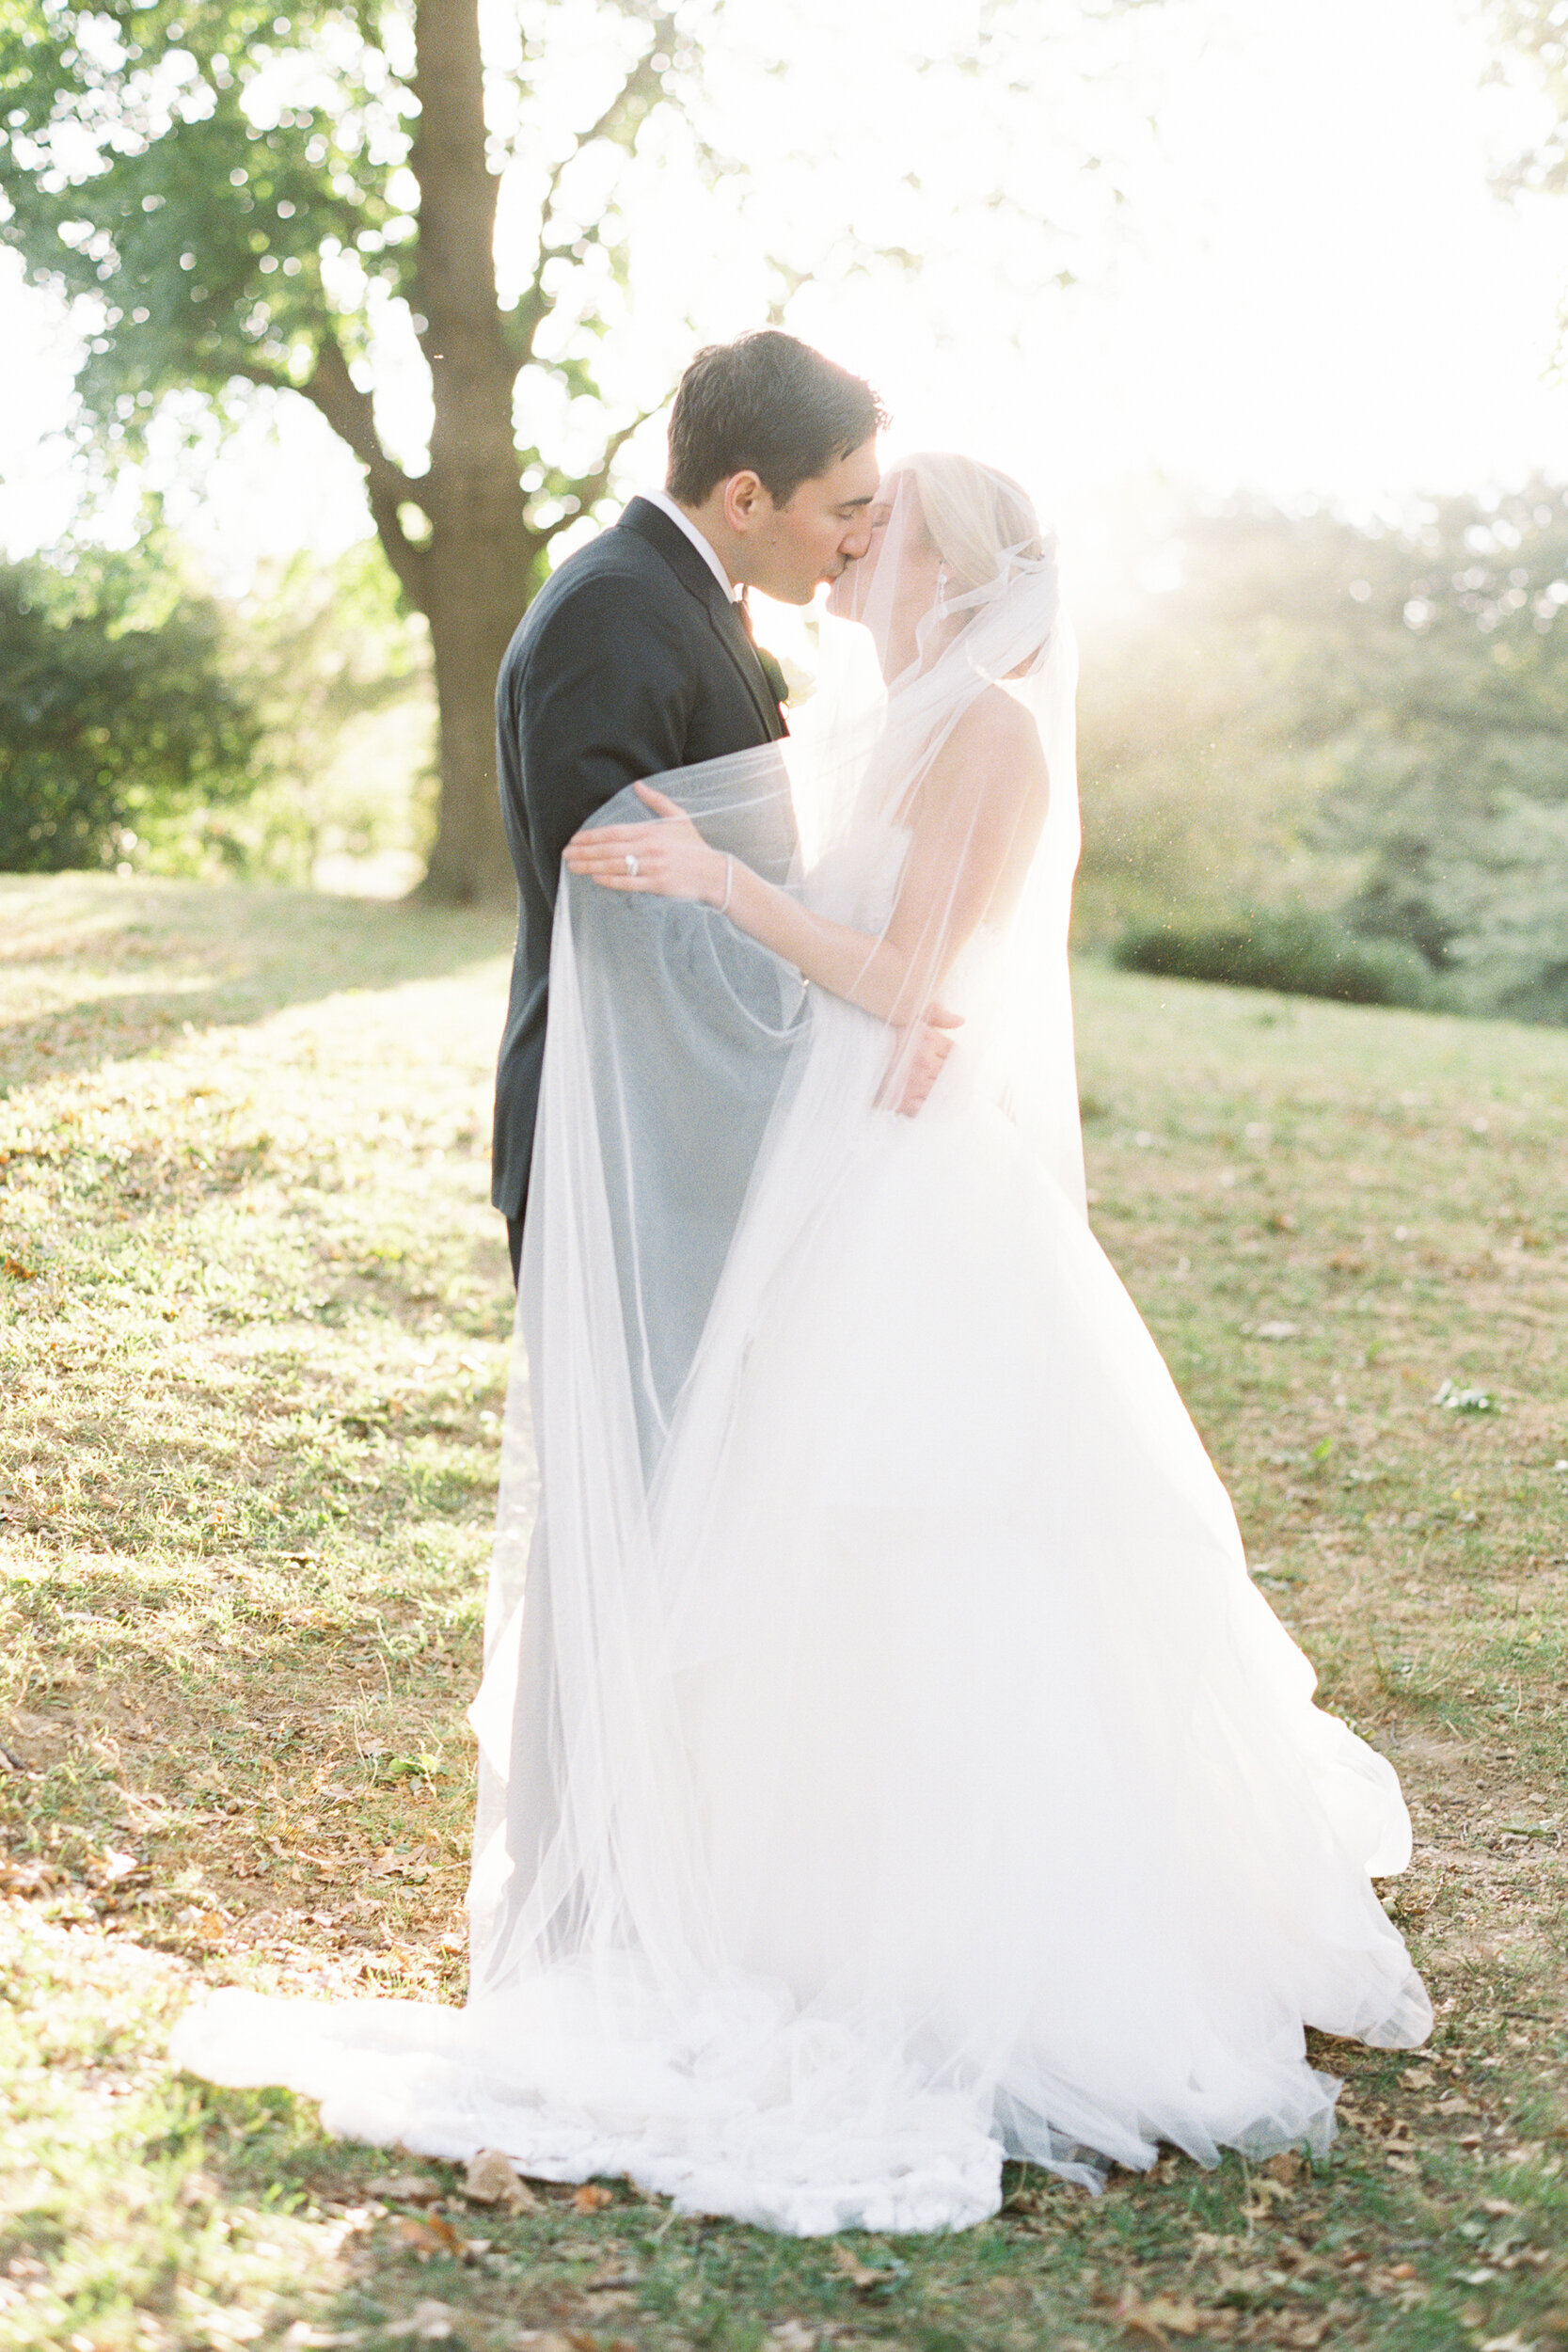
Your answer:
0;534;261;870
0;0;1176;898
1078;484;1568;1021
0;0;686;552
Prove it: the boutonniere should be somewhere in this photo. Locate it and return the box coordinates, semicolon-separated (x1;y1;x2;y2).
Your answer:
754;644;790;707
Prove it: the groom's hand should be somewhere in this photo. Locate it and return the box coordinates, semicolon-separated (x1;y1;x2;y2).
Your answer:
885;1006;963;1118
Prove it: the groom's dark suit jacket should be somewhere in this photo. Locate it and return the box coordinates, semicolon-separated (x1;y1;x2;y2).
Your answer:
491;496;789;1223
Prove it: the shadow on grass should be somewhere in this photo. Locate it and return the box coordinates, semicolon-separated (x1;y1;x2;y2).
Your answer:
0;874;516;1095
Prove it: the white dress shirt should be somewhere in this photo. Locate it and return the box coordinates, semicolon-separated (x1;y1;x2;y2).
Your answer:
640;486;742;601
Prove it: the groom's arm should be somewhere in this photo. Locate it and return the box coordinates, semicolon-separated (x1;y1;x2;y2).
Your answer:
514;576;695;894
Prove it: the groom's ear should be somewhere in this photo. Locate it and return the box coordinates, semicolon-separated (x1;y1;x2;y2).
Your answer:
721;470;773;534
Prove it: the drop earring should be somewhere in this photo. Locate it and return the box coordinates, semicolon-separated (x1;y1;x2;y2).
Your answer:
936;562;950;616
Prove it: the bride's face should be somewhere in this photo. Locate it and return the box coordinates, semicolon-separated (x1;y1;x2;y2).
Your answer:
826;474;942;628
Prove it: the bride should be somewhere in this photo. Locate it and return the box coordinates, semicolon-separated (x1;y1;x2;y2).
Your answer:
172;454;1430;2237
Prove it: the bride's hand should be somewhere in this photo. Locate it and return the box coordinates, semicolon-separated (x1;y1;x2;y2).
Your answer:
563;784;728;904
879;1004;963;1117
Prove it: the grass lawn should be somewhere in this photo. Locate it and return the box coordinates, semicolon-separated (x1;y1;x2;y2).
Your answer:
1;871;1565;2352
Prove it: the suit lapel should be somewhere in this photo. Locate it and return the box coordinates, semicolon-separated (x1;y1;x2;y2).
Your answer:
708;587;785;741
618;498;784;742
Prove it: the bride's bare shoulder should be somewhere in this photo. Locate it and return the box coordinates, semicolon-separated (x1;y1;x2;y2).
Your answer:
943;685;1048;792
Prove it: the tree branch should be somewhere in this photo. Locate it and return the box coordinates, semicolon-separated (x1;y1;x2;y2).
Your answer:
534;401;662;542
230;341;434;610
504;10;679;378
308;337;422;504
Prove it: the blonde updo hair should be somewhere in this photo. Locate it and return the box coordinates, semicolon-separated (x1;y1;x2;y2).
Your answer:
903;453;1045;591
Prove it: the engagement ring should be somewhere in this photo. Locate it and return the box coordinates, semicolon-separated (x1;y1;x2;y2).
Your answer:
626;852;639;877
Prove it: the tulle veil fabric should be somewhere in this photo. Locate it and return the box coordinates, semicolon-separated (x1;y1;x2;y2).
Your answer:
169;460;1430;2234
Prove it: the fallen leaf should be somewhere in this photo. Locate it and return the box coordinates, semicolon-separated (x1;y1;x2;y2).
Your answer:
570;2183;615;2214
384;2301;458;2342
1244;2176;1292;2211
1263;2150;1305;2184
462;2148;537;2210
1142;2299;1204;2340
390;2215;464;2260
585;2263;641;2294
0;1857;62;1895
367;2175;446;2205
830;2244;905;2292
1115;2293;1204;2342
766;2327;819;2351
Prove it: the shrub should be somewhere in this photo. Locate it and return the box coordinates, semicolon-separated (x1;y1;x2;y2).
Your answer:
0;549;259;872
1111;910;1436;1009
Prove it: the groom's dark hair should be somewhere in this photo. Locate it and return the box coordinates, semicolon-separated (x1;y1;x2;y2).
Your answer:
666;331;887;508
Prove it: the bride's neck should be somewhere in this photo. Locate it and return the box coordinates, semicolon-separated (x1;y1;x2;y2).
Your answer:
879;604;957;683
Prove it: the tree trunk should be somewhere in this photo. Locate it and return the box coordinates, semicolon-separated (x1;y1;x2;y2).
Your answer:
408;0;541;906
420;519;543;903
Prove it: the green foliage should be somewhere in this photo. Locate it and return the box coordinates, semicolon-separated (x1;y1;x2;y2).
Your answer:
206;540;436;882
1078;484;1568;1022
1075;502;1395;945
0;0;399;428
1112;909;1436;1008
0;0;1176;898
0;543;259;872
0;0;703;546
0;0;728;894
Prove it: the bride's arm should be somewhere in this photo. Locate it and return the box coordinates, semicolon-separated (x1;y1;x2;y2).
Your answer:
562;695;1049;1026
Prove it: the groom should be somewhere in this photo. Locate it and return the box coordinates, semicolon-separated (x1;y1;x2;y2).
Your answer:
491;328;949;1280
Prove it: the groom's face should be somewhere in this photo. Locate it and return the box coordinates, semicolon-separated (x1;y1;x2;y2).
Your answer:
735;439;880;606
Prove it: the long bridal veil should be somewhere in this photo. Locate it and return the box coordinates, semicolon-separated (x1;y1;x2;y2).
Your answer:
171;459;1429;2235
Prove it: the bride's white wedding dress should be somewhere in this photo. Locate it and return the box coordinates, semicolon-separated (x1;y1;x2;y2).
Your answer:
172;461;1429;2235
